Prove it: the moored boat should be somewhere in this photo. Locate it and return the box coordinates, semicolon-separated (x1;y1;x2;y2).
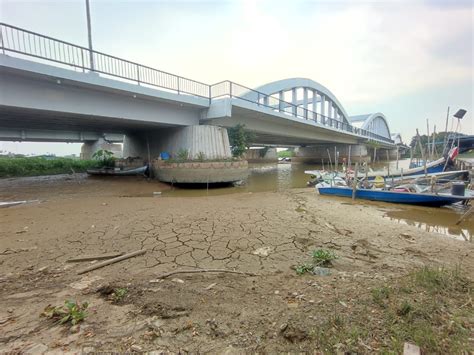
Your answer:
87;165;149;176
316;184;473;207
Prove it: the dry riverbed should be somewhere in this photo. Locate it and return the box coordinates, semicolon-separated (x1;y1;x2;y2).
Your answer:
0;175;473;353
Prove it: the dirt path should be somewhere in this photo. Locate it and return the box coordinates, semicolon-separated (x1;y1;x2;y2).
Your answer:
0;176;472;353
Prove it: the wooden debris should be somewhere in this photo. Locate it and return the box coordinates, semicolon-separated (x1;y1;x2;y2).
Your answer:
403;342;421;355
152;268;258;280
76;249;146;275
67;252;124;263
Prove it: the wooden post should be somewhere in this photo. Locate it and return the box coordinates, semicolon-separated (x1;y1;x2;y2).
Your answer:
352;162;359;202
321;158;324;171
334;146;338;172
426;119;431;161
373;147;377;163
327;149;333;171
348;145;352;170
396;146;399;170
456;206;473;225
77;250;146;275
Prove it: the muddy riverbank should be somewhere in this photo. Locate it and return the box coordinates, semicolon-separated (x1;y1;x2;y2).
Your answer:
0;174;473;353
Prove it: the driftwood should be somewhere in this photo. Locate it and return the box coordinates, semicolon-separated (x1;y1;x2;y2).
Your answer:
77;249;146;275
151;268;258;280
67;252;124;263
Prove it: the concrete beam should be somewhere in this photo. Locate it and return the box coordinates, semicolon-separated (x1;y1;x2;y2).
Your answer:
0;128;124;143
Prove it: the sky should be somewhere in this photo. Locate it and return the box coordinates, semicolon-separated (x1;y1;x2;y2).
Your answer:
0;0;472;155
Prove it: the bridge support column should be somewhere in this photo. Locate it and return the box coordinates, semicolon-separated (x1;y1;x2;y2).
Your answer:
80;138;122;160
244;148;278;163
123;125;232;162
312;90;318;122
292;144;370;164
320;94;326;121
303;88;308;119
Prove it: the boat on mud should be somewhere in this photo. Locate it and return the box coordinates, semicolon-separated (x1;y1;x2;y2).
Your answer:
86;165;149;176
316;184;473;207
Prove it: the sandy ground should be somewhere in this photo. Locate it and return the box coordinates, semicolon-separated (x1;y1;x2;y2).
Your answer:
0;175;473;353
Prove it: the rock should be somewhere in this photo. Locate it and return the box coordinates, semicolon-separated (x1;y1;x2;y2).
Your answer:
279;323;288;332
252;246;272;257
311;266;331;276
81;346;96;354
37;266;48;272
24;343;48;354
130;345;143;352
171;278;184;284
274;290;280;295
70;324;80;333
280;323;308;343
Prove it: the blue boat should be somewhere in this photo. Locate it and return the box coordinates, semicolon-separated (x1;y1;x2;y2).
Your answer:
316;185;473;207
366;157;446;180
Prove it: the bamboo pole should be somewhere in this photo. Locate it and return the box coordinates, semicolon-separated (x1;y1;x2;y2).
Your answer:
334;146;338;172
426;119;431;161
352;163;359;202
77;249;146;275
348;145;352;170
327;149;333;171
456;206;473;225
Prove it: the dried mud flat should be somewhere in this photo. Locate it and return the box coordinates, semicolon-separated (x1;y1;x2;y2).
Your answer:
0;176;473;353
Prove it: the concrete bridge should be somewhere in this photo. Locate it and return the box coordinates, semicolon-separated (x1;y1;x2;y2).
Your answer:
0;23;394;164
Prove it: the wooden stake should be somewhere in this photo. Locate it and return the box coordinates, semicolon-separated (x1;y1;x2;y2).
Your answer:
327;149;333;171
77;249;146;275
456;206;473;225
151;268;258;280
67;252;124;263
348;145;352;170
352;163;358;202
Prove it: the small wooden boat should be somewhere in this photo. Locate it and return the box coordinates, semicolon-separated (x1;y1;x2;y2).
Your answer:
86;165;149;176
316;184;473;207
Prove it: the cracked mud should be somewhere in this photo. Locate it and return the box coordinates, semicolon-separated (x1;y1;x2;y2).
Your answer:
0;176;472;353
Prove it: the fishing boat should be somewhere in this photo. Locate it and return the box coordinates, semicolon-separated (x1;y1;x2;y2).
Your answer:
86;165;149;176
316;183;473;207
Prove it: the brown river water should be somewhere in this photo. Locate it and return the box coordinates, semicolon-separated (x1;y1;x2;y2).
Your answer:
0;160;472;242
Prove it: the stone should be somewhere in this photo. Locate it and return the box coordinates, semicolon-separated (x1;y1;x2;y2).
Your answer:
24;343;48;354
311;266;331;276
274;290;280;295
130;345;143;352
171;278;184;284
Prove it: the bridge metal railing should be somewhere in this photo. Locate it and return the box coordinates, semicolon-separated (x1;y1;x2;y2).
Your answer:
0;23;210;99
210;81;393;144
0;22;393;144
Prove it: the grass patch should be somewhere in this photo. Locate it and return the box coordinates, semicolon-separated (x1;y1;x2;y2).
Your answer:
0;156;101;177
309;266;472;353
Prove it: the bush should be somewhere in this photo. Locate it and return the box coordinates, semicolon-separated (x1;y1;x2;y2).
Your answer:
0;156;100;178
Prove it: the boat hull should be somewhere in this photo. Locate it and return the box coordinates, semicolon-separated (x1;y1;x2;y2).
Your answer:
87;166;148;176
317;186;470;207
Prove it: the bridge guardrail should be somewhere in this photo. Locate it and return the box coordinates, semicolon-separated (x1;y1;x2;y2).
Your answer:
0;22;393;144
0;23;209;99
210;81;393;144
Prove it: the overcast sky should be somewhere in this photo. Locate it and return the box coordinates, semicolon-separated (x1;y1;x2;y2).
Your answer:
0;0;472;155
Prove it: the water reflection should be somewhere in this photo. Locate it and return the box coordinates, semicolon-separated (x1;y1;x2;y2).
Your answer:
384;207;473;242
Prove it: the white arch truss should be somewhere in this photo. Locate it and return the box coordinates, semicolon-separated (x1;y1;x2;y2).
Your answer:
349;113;391;140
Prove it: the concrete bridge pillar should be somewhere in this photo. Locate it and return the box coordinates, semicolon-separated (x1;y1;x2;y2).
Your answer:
320;94;326;121
244;147;278;163
123;125;232;162
292;144;370;164
312;90;318;121
278;91;284;111
80;138;122;160
303;88;308;119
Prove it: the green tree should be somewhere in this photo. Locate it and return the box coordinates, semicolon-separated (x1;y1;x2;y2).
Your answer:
227;124;255;157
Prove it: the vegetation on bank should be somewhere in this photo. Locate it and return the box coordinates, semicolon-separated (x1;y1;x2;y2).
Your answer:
228;124;255;157
310;266;472;353
0;156;100;178
277;149;294;158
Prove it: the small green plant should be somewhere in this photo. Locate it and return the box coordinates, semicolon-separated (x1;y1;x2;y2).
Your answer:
228;124;255;157
295;249;338;275
111;288;128;303
176;148;189;161
196;151;206;161
312;249;338;266
92;149;115;167
397;300;413;316
296;263;313;275
372;286;391;307
41;300;89;325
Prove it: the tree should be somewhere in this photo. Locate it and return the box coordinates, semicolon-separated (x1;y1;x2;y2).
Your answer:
227;124;255;157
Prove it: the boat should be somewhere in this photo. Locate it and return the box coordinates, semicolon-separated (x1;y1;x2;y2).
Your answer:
86;165;149;176
316;184;473;207
365;157;446;180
